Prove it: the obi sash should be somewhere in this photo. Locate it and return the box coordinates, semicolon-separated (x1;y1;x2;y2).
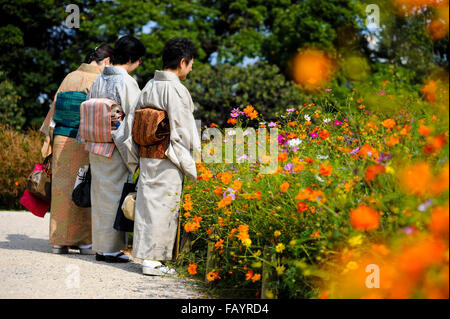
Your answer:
132;106;170;159
79;98;118;157
53;91;87;138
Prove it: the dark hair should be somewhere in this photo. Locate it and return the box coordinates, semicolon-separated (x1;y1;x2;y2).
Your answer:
162;37;198;70
110;35;146;65
84;43;114;64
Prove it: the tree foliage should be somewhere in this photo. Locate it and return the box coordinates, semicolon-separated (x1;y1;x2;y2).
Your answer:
0;0;447;129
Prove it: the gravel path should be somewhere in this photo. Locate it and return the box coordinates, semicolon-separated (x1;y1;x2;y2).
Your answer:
0;211;208;299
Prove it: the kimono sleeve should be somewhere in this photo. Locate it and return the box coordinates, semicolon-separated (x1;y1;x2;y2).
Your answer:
165;84;200;182
111;78;141;173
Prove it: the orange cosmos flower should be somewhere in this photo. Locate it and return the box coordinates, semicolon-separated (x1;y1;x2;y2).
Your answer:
220;172;232;185
297;201;309;213
213;186;224;198
428;18;448;40
365;164;386;183
227;118;237;125
430;164;449;195
423;134;447;155
249;110;258;120
217;196;232;209
280;181;290;192
319;130;330;139
398;162;432;197
183;200;193;211
215;239;224;250
236;224;250;242
382;119;396;129
386;135;400;147
396;236;446;280
418;125;432;136
245;270;254;281
422;80;438;103
206;271;220;282
429;204;449;238
231;180;242;191
251;273;261;282
187;264;198;275
278;152;288;163
371;243;390;256
184;222;197;232
243;105;255;116
350;205;380;231
319;164;333;177
200;170;214;181
359;144;379;159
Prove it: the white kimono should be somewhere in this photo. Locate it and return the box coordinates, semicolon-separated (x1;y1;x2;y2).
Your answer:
87;66;141;253
132;70;201;261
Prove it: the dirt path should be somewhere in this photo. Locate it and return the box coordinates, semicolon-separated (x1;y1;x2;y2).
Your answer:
0;211;208;299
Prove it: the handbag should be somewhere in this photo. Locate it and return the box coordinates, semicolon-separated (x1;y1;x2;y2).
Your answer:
113;169;139;232
26;155;52;204
72;165;91;207
122;192;136;221
21;162;51;217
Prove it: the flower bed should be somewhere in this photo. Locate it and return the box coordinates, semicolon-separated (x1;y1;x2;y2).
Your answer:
173;85;449;299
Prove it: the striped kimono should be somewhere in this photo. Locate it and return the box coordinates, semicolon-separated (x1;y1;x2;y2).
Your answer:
86;65;141;254
39;63;101;246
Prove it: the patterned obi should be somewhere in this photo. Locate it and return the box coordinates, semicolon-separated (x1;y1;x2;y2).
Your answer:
132;106;170;159
79;98;118;157
53;91;87;138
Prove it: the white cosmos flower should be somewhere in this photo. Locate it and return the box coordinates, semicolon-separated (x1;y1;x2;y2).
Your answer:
304;115;311;121
288;138;303;147
324;118;331;124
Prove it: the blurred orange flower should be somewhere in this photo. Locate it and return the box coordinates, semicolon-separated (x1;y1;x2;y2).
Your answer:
429;204;449;238
291;48;336;91
220;172;232;185
319;164;333;177
382;119;396;129
350;205;380;231
365;164;386;183
418;124;432;136
280;181;290;192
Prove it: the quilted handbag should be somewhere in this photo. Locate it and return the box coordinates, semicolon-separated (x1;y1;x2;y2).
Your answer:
26;155;52;204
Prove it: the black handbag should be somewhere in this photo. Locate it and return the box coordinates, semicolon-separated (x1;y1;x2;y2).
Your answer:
72;165;91;207
113;181;136;232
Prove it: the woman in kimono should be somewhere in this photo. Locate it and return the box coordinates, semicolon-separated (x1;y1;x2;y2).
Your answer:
40;44;114;254
87;35;145;263
132;38;201;275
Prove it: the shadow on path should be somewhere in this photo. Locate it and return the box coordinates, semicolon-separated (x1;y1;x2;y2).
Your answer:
0;233;143;276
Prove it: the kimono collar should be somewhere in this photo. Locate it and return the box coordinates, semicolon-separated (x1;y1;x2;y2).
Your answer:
77;63;102;74
103;65;129;76
154;70;181;82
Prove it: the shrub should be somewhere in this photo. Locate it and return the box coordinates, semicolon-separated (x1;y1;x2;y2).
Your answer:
0;125;43;210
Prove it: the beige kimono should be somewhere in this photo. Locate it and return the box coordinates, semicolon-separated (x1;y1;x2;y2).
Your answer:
132;70;201;261
87;65;141;253
39;63;101;246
